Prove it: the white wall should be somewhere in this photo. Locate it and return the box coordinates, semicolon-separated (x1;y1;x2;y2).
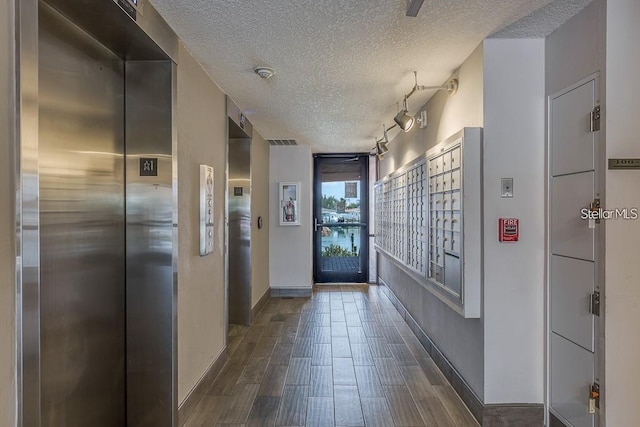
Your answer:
0;0;16;424
378;43;486;399
605;0;640;424
269;146;313;290
251;130;270;306
482;38;545;404
176;42;227;405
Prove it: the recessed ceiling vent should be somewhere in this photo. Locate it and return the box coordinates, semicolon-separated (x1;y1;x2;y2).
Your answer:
267;139;298;146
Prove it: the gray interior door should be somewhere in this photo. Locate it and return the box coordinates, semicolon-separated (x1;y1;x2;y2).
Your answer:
549;78;600;427
39;6;126;425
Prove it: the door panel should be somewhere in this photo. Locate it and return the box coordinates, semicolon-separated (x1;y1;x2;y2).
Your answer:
39;7;125;426
549;76;599;427
551;333;595;427
551;256;595;351
551;172;595;261
551;80;596;176
314;155;369;283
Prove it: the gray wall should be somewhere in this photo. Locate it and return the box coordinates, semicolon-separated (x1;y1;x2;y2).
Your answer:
378;43;485;399
176;42;228;405
0;0;16;424
604;0;640;424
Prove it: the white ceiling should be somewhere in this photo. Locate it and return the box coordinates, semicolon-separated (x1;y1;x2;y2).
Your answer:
149;0;590;152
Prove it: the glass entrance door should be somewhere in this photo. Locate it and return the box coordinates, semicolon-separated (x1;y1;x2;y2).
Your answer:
313;155;369;283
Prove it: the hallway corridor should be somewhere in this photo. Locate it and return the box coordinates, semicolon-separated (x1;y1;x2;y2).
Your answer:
184;285;478;426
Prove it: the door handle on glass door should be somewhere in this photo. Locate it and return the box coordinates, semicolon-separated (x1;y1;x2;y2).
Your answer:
314;218;323;232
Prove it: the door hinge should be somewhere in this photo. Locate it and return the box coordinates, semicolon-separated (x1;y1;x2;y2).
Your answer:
590;198;601;225
589;383;600;413
589;291;601;316
590;105;601;132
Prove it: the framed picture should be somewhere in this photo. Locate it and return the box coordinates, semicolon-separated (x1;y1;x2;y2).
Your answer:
279;182;300;226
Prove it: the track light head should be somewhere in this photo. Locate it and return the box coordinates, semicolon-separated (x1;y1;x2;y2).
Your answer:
394;111;414;132
377;141;389;155
394;96;415;132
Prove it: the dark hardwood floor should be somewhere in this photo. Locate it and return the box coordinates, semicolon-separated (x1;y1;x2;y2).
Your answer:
185;284;479;427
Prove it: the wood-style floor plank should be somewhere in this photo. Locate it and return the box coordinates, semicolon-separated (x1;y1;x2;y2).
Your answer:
306;397;335;427
286;358;311;385
416;357;446;386
350;343;374;366
275;385;308;426
331;337;352;358
269;342;293;365
347;327;368;344
373;358;405;386
314;326;332;344
433;385;479;426
361;397;395;427
185;395;231;427
330;321;349;337
246;396;281;427
312;343;332;366
332;358;357;386
218;383;260;424
414;396;457;427
354;365;385;398
333;386;364;426
238;357;270;384
252;335;278;358
292;337;314;358
209;363;247;396
388;343;419;366
399;365;436;398
310;366;333;397
384;385;425;426
258;365;288;397
367;338;392;358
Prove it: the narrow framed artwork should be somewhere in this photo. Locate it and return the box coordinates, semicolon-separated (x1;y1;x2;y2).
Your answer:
279;182;300;226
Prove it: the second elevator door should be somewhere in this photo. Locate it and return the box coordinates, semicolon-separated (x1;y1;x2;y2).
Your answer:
39;6;126;426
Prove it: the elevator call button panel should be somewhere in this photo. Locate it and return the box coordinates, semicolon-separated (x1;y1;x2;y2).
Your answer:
200;165;214;256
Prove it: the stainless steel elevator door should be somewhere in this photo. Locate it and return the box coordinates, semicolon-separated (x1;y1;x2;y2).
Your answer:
228;132;252;326
39;6;125;426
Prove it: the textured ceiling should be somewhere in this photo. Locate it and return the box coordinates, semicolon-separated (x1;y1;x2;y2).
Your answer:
149;0;580;152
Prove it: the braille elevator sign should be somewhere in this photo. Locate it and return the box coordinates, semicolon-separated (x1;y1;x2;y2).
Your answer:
140;158;158;176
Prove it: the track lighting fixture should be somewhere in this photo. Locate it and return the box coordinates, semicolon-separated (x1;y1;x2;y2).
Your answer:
373;137;388;160
394;96;415;132
371;72;459;159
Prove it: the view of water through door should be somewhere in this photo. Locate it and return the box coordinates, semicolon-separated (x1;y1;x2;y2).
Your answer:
313;155;369;282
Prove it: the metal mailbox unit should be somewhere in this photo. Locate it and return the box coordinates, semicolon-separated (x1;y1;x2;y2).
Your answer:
15;0;179;425
374;128;482;318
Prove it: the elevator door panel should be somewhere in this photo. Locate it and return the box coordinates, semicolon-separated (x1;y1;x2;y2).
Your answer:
39;7;125;426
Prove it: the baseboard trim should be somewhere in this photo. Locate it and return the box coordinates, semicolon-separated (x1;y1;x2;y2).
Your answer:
549;411;569;427
483;404;545;426
251;288;271;321
178;347;228;427
270;287;312;297
378;279;544;427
